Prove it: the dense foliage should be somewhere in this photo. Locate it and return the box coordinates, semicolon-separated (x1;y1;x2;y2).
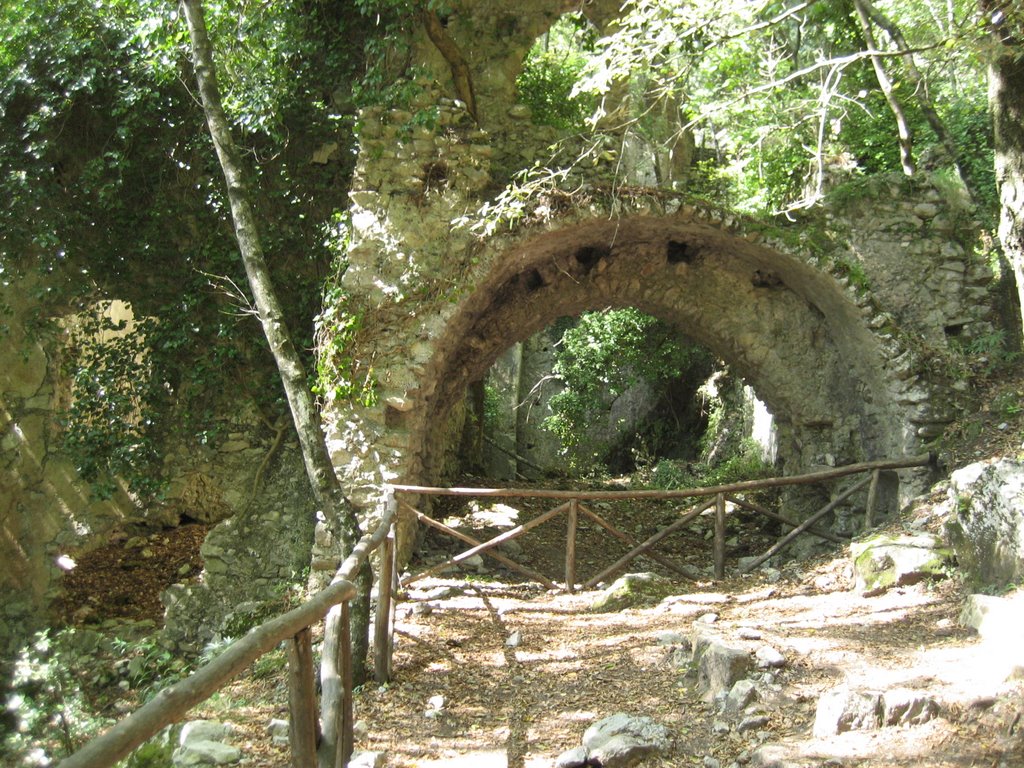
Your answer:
0;0;378;501
545;308;713;472
516;13;597;130
568;0;994;216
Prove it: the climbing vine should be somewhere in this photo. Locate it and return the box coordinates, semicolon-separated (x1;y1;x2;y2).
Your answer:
313;217;379;409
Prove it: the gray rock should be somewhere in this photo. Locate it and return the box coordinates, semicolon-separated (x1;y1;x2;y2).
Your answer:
554;745;590;768
583;713;672;768
737;715;770;733
881;688;940;726
349;752;386;768
590;573;678;613
850;533;952;593
506;630;523;648
754;645;786;669
698;641;753;702
724;679;758;713
749;743;806;768
411;602;433;616
419;585;462;601
171;741;242;767
458;554;485;571
656;630;689;646
497;538;524;557
266;718;289;745
180;721;232;746
664;645;692;670
813;686;882;737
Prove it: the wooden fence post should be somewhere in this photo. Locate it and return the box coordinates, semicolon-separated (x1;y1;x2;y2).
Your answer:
565;498;578;593
287;627;319;768
864;469;881;529
713;493;726;580
374;521;396;684
334;601;354;768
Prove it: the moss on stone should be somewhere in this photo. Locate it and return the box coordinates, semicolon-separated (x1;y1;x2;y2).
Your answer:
589;572;678;613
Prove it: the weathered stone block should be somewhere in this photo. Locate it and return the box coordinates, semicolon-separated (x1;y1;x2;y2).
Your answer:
813;686;882;737
881;689;939;726
582;713;671;768
698;641;753;702
851;533;952;593
589;572;677;613
946;459;1024;588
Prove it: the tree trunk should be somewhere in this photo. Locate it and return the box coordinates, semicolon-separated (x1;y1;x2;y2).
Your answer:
854;0;916;175
858;0;977;203
422;9;477;121
982;1;1024;338
180;3;371;765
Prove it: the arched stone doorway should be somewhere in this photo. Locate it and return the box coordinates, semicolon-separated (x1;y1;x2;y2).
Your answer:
316;86;991;574
409;212;909;486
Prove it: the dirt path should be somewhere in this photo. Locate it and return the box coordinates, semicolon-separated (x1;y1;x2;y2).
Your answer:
58;489;1024;768
347;564;1023;768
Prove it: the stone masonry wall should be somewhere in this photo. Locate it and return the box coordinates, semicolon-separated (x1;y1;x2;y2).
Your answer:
0;284;318;662
313;76;997;572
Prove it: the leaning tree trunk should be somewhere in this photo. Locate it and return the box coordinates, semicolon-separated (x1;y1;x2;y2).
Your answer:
180;3;371;767
854;0;916;176
983;1;1024;338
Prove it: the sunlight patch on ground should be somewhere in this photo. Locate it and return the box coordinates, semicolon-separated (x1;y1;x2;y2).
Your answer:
407;748;507;767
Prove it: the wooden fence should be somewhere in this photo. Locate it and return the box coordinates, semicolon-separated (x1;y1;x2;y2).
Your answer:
56;503;398;768
54;453;933;768
391;454;935;590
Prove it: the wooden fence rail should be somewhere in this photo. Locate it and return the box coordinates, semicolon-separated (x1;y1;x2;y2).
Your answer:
53;453;934;768
392;454;935;589
56;504;397;768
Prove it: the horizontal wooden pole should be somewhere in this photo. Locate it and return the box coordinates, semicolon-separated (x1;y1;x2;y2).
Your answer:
56;579;357;768
391;454;933;501
58;506;397;768
405;503;559;589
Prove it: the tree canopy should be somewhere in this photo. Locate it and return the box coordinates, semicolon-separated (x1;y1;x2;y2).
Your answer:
0;0;1019;496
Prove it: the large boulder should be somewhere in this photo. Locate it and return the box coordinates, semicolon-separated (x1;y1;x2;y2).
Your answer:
850;533;952;593
946;459;1024;588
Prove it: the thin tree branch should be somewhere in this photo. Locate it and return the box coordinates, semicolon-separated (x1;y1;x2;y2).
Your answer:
857;0;977;201
422;9;478;121
853;0;916;175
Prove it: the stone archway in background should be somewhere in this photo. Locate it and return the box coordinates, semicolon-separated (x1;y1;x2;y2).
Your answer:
410;213;907;485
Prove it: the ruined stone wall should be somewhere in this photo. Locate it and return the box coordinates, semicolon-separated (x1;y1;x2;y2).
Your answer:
0;285;316;661
0;287;138;662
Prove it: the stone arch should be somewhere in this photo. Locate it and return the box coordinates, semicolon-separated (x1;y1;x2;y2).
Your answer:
403;210;909;491
321;82;990;572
